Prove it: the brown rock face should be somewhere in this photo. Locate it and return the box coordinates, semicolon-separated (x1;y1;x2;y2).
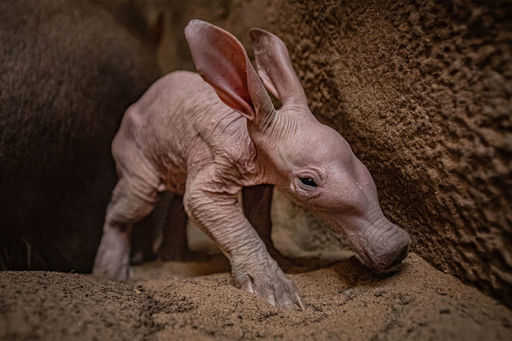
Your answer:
273;0;512;306
151;0;276;72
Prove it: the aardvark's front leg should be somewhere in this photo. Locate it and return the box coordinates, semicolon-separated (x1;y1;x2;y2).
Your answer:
184;170;303;309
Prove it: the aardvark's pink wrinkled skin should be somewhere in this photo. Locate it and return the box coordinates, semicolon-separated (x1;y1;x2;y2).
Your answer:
93;19;410;309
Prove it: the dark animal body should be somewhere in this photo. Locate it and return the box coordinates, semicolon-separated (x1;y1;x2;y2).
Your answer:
0;0;160;271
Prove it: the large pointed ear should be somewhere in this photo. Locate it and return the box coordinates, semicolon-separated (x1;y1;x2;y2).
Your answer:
184;19;274;124
249;28;307;106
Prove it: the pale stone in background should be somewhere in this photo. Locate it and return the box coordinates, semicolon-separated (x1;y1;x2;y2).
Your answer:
187;189;353;262
271;189;353;261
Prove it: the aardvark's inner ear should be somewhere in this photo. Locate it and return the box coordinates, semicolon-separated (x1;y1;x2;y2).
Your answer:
250;28;307;106
184;19;274;124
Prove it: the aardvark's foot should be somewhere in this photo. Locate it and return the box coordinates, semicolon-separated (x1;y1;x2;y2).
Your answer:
93;230;130;281
231;251;304;310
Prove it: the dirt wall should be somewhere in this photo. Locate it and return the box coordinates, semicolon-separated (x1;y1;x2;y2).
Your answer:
272;0;512;306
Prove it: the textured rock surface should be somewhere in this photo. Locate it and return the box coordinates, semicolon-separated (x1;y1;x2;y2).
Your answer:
273;0;512;306
147;0;277;73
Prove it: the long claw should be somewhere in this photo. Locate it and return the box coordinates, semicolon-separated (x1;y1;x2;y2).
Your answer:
267;294;276;306
295;293;305;311
240;277;255;294
231;253;302;309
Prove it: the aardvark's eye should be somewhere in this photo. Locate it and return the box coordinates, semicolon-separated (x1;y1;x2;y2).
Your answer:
299;177;317;187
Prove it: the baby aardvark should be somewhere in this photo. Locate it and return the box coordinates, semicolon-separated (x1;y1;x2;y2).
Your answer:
93;19;410;309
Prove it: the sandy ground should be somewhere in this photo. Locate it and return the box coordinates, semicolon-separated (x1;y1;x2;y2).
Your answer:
1;253;511;340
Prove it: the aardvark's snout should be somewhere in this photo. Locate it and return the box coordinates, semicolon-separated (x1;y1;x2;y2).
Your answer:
368;224;411;273
340;219;411;274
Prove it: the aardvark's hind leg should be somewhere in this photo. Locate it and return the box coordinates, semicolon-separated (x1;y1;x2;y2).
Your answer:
93;177;158;280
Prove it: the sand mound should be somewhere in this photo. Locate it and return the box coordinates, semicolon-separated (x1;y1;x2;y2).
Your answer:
1;253;511;340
